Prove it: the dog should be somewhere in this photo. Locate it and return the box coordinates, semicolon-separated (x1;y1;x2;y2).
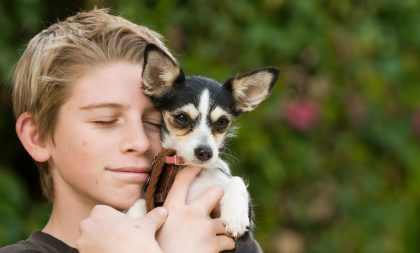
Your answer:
127;44;279;252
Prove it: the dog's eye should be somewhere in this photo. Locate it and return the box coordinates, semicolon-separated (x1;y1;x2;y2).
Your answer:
174;113;190;125
217;117;229;127
213;117;230;132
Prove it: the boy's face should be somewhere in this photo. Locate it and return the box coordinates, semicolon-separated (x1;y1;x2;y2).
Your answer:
47;62;161;211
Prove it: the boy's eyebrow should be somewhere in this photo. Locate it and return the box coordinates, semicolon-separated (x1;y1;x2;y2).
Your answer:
79;102;159;113
79;103;126;110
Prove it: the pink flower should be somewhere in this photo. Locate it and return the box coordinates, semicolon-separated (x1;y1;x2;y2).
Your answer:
282;98;319;132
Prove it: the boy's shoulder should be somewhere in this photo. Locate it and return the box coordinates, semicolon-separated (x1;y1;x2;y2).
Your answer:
0;231;77;253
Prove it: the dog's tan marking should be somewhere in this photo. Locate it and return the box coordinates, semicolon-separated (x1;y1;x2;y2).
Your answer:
176;104;199;120
163;112;187;136
163;104;199;136
209;106;232;146
210;106;231;123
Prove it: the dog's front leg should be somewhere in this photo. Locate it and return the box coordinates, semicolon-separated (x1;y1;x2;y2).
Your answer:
220;176;250;238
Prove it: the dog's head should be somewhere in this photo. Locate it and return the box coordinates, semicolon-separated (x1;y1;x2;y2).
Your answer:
142;44;279;167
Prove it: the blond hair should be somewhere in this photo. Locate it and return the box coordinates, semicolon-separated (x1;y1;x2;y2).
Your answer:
12;8;173;201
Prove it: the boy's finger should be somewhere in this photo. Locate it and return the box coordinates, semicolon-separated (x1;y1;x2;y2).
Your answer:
212;218;228;235
165;166;202;205
192;187;224;214
217;235;236;251
142;207;168;231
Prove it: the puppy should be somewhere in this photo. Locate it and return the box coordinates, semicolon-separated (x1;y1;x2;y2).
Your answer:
128;44;279;252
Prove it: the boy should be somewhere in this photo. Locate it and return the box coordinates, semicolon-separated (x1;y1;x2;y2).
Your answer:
1;9;235;253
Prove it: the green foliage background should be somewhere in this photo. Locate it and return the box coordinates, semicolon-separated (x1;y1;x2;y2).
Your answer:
1;0;420;252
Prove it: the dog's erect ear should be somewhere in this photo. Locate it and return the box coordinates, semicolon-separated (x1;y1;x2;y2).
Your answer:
223;67;280;113
142;44;184;98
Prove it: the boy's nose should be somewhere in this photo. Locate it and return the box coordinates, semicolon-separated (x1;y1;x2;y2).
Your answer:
120;123;151;155
194;146;213;161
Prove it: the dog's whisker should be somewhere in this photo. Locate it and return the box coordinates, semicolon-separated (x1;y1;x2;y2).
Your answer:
220;147;239;168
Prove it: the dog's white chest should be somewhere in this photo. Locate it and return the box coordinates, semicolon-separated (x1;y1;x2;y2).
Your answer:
186;164;230;203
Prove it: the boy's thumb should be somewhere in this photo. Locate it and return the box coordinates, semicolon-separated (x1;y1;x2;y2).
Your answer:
145;207;168;231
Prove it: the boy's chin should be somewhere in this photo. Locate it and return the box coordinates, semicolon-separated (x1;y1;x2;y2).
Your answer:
106;196;143;212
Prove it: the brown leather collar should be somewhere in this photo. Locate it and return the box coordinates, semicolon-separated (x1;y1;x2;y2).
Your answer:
145;149;184;212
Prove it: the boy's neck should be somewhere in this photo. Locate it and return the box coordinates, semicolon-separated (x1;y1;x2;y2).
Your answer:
42;189;97;248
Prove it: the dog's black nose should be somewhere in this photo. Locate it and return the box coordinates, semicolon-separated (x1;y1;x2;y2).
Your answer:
194;146;213;162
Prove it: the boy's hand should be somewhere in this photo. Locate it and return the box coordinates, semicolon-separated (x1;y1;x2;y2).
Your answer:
157;166;236;253
77;205;167;253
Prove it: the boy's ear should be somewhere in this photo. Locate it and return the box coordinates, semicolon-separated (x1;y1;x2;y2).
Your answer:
15;112;51;162
223;67;280;113
142;44;184;99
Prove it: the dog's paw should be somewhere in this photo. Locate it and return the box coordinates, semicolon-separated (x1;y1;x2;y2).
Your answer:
222;211;250;238
126;199;146;218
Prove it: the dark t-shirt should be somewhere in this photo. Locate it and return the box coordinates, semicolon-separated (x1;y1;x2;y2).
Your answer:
0;231;77;253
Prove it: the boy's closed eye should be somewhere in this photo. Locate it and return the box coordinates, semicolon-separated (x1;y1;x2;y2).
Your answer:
142;108;162;132
143;114;162;132
89;116;121;127
92;118;119;126
81;103;124;127
143;120;161;128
